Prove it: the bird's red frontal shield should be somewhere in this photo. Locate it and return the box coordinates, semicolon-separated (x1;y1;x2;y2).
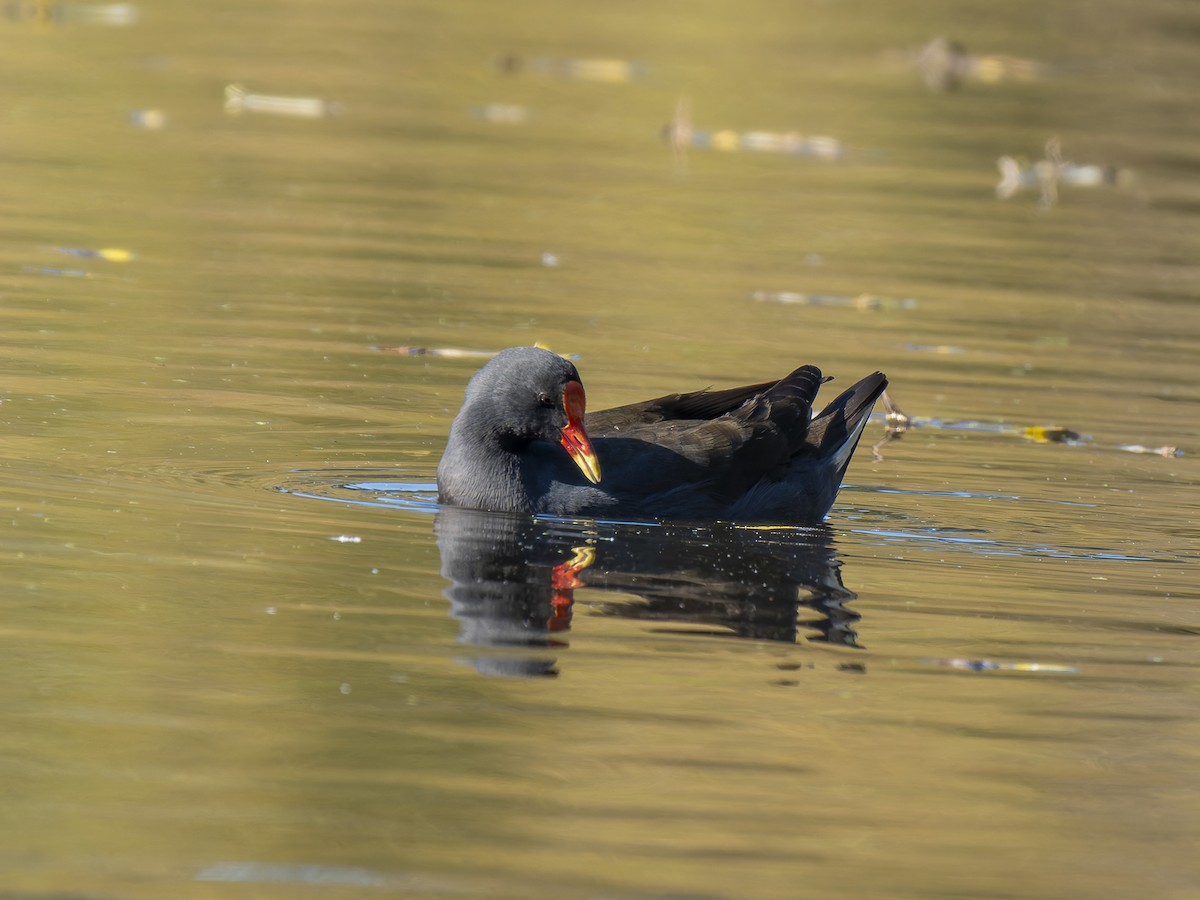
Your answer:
560;380;601;484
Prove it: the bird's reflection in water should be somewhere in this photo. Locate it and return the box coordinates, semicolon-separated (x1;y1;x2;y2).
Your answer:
436;506;862;678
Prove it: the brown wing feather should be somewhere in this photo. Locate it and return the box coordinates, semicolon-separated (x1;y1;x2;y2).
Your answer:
586;365;827;502
587;381;775;431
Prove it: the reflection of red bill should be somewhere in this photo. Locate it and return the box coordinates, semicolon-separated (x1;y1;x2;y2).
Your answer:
549;546;596;632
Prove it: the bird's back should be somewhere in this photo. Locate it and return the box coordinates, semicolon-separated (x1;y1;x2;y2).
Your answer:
575;365;884;521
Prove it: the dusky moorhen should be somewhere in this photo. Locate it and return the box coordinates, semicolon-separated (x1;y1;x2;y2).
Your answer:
437;346;886;523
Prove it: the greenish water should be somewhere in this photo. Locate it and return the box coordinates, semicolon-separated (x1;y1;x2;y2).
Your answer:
1;1;1197;898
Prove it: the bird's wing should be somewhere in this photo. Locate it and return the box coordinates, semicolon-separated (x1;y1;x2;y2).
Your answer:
589;365;827;502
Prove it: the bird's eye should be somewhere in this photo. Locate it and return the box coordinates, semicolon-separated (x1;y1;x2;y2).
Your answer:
537;391;556;409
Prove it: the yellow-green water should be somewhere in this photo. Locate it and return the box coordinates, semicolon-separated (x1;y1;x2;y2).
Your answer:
1;1;1197;897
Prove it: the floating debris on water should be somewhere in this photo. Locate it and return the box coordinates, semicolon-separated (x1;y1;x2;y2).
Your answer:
4;1;138;25
224;84;341;118
923;658;1079;674
912;37;1051;92
880;390;910;430
710;130;844;157
471;103;530;124
497;53;644;83
22;245;135;278
375;346;499;359
57;246;136;262
196;861;388;886
373;342;577;360
60;0;136;24
753;291;917;311
1115;444;1182;458
664;97;849;164
871;392;1182;459
1022;426;1084;445
997;137;1129;207
903;343;965;354
22;265;92;278
129;108;166;130
665;95;693;166
872;390;910;460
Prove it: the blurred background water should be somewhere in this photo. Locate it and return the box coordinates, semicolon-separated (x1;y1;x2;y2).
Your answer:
1;1;1198;898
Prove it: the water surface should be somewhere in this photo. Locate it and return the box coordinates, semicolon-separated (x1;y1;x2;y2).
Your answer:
1;1;1197;898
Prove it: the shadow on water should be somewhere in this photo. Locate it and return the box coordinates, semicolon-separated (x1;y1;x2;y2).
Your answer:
435;504;862;678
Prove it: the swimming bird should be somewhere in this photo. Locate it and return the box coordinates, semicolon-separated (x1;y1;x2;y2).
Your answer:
436;346;886;523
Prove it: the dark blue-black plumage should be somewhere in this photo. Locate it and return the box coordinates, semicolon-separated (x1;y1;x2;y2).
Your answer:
436;346;886;523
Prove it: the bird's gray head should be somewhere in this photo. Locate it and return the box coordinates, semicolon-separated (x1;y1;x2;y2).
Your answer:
452;347;601;484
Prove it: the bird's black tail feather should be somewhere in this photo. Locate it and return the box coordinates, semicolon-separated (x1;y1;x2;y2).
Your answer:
806;372;888;473
764;364;826;413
